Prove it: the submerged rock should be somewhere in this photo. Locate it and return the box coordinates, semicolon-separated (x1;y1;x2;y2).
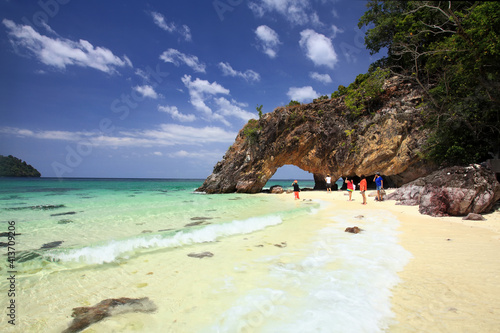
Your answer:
40;241;64;249
187;251;214;258
51;211;76;217
63;297;157;333
387;164;500;217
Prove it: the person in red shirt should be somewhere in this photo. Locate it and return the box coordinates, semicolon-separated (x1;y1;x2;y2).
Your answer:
346;177;354;201
359;175;367;205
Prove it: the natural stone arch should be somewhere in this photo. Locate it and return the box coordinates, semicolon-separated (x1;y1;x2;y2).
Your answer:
197;77;437;194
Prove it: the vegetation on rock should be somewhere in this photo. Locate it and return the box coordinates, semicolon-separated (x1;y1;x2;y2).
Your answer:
0;155;41;177
358;0;499;166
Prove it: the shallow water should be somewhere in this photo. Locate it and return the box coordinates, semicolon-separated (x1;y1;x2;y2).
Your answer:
0;178;410;332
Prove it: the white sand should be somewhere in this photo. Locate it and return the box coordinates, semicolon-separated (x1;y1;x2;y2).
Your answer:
6;188;499;332
292;189;500;333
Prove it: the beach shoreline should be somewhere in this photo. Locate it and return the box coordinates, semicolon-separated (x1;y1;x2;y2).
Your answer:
278;188;500;332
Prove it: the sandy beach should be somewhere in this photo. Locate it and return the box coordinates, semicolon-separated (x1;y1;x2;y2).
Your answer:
291;188;500;333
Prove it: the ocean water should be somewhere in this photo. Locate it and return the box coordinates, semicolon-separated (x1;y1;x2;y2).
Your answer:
0;178;410;333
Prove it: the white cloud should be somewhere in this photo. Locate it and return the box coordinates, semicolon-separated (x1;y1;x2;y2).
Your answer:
158;105;196;122
249;0;320;26
331;24;344;39
299;29;338;69
133;85;159;99
168;149;224;160
160;49;206;73
287;86;319;102
218;62;260;82
2;19;132;74
255;25;281;58
181;75;229;116
214;97;256;122
0;124;236;147
150;11;192;41
310;72;332;84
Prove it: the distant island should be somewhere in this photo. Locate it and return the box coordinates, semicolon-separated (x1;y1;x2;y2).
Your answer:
0;155;41;177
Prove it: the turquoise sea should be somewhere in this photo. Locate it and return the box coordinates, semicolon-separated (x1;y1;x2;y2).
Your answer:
0;178;410;333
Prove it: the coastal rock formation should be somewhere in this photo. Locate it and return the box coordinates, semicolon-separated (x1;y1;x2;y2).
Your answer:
197;77;436;193
345;226;363;234
386;165;500;217
63;297;156;333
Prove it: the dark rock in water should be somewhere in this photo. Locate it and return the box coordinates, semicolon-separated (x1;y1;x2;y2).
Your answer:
0;242;8;247
184;221;204;227
141;230;153;234
187;251;214;258
17;251;42;263
345;226;362;234
0;232;21;237
62;297;157;333
5;204;66;211
462;213;486;221
190;217;213;221
58;219;73;224
51;211;77;216
387;164;500;217
40;241;64;249
274;242;287;248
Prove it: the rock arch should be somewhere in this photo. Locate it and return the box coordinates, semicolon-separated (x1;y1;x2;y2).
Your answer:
197;78;436;194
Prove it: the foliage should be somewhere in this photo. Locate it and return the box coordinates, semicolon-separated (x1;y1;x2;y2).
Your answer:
329;68;389;118
358;1;500;165
344;68;390;117
313;95;329;103
243;119;261;145
287;100;301;106
256;104;263;119
0;155;41;177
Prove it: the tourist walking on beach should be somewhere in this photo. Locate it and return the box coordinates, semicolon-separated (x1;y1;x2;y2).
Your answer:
292;180;300;200
359;175;367;205
374;173;384;201
325;174;332;192
346;177;354;201
336;176;344;191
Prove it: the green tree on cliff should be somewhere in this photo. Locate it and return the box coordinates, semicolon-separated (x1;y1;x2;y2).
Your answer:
359;1;500;165
0;155;41;177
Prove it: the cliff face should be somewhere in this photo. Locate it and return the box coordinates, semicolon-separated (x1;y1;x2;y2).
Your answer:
197;77;436;193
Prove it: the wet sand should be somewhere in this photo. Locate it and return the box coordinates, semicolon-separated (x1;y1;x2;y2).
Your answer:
291;189;500;333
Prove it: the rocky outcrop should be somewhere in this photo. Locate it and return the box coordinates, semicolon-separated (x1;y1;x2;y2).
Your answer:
386;164;500;216
197;77;437;193
63;297;156;333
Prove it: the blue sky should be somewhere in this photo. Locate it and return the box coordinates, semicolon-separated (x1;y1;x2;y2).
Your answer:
0;0;383;179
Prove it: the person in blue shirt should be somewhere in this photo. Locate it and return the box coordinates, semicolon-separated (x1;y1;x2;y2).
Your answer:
373;172;384;201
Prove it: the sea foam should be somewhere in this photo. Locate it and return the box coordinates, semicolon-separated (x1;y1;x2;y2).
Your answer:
46;214;284;265
206;211;412;333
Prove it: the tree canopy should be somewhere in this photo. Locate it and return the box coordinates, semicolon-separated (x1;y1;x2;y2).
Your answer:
0;155;41;177
358;1;499;165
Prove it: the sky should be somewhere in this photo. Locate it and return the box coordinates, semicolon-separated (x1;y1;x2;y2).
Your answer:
0;0;384;179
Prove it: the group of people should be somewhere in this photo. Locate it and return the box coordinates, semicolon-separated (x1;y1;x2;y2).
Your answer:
292;173;384;204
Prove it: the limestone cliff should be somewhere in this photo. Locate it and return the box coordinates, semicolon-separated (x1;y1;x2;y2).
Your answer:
197;77;437;193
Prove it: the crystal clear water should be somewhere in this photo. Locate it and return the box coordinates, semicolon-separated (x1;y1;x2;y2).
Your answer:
0;178;410;333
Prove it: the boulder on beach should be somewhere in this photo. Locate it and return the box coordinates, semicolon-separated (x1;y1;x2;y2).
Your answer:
387;164;500;217
63;297;157;333
187;251;214;258
345;226;362;234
